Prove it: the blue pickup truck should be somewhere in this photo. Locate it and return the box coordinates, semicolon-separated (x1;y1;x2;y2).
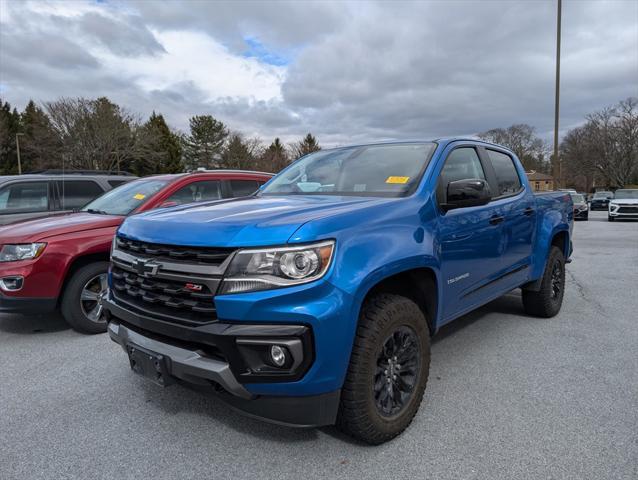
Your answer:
104;138;573;444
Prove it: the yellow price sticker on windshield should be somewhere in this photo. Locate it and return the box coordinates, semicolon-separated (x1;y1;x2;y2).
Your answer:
386;176;410;184
133;194;146;200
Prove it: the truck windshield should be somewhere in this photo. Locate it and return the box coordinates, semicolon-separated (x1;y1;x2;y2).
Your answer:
261;143;436;197
614;189;638;199
81;179;168;216
594;192;612;198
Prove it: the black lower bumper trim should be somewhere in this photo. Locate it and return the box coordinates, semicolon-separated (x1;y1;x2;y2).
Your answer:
210;387;340;428
0;294;56;314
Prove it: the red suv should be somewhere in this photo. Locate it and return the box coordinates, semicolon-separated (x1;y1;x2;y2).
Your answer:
0;170;272;333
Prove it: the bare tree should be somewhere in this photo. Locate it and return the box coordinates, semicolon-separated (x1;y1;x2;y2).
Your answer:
478;124;548;172
45;97;138;172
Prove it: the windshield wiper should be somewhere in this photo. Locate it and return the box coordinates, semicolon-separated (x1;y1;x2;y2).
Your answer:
85;208;109;215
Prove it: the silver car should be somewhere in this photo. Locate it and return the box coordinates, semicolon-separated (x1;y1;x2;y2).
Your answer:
0;171;136;225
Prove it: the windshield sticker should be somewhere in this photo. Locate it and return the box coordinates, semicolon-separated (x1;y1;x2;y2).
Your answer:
133;194;146;200
386;176;410;184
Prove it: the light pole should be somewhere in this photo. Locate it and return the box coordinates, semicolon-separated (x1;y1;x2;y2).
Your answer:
15;133;24;175
553;0;562;187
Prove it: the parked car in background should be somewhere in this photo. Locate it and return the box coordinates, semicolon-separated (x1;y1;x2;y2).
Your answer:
0;171;137;225
0;170;272;333
590;191;614;210
570;193;588;220
608;189;638;221
104;138;573;444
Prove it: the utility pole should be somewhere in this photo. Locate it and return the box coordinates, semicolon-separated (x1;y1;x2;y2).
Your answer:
15;133;24;175
553;0;562;187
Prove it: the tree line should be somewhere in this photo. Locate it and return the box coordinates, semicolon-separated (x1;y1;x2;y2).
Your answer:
478;97;638;190
0;96;320;176
1;95;636;190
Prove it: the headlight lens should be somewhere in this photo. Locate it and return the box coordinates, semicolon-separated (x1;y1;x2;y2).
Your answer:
219;240;335;294
0;243;47;262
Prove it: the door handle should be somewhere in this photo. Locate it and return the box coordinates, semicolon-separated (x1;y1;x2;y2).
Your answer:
523;207;535;216
489;215;504;225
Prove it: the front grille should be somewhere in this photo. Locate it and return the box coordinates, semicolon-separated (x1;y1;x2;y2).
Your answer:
117;237;234;265
111;266;218;326
617;206;638;214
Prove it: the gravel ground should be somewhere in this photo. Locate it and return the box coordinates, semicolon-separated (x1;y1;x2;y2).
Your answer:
1;210;637;480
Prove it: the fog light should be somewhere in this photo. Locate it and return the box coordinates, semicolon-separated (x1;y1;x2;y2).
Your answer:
0;276;24;291
270;345;287;367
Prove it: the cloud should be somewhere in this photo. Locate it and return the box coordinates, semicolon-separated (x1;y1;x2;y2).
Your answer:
0;0;636;146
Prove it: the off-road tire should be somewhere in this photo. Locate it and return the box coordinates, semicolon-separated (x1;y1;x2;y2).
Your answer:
522;246;565;318
336;294;430;444
61;262;109;334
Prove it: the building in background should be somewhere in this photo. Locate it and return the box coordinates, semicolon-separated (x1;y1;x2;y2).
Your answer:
526;171;555;191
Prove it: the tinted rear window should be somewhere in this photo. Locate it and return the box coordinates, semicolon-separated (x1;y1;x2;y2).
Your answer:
57;180;105;209
0;182;49;213
486;150;522;195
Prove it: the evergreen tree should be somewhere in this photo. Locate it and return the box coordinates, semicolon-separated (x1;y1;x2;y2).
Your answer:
135;112;183;175
292;133;321;159
183;115;228;169
260;138;290;172
20;100;61;172
220;133;254;170
0;100;22;175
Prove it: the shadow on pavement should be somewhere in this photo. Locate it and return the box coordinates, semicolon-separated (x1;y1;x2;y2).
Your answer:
0;311;69;334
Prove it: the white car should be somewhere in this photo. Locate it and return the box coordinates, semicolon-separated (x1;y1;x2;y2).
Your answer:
608;189;638;221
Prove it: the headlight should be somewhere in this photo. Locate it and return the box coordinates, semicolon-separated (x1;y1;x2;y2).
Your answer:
0;243;47;262
219;240;335;294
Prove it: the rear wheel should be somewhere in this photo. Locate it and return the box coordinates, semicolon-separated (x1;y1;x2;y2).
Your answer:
522;246;565;318
61;262;109;334
337;294;430;444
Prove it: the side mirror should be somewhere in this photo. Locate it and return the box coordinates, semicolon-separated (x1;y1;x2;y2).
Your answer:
442;178;491;211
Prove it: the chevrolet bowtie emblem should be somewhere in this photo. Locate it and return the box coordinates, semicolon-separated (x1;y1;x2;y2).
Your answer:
132;258;160;277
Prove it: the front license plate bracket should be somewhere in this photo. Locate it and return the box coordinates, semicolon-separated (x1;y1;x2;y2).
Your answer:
127;343;174;387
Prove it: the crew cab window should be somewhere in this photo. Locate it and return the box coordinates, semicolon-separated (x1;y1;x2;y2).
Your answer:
0;182;49;213
230;180;260;197
166;180;221;206
56;180;104;209
486;150;522;195
436;148;485;204
108;180;128;188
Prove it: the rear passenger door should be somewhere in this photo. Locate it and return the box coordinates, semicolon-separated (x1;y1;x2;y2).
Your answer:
436;145;507;320
0;181;53;225
482;148;535;278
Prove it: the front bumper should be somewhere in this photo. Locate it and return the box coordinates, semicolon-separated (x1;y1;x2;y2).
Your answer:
608;205;638;218
104;296;342;427
573;208;588;219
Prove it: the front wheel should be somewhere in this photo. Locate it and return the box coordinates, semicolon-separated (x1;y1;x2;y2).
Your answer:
522;246;565;318
337;294;430;444
61;262;109;334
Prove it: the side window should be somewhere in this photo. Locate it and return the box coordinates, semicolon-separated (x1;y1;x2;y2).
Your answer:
108;180;128;188
57;181;104;210
0;182;49;213
166;180;221;206
436;148;486;204
486;150;522;195
230;180;260;197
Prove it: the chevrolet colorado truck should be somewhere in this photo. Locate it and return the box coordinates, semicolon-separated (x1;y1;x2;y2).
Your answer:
104;138;573;444
0;170;272;333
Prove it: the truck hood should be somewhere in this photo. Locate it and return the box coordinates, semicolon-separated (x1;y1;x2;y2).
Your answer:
118;195;396;247
0;212;123;243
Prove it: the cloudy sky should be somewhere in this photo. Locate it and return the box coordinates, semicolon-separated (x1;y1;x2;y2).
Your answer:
0;0;636;145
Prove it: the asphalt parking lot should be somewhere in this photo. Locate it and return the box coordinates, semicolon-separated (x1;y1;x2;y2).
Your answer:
1;211;637;480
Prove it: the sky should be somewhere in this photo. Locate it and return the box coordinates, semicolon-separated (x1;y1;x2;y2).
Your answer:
0;0;636;146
